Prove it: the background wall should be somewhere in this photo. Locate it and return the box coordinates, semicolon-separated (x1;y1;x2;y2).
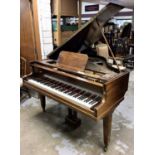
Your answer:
37;0;53;59
81;2;133;27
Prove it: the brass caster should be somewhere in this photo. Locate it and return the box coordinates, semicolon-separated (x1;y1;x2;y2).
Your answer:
104;146;108;152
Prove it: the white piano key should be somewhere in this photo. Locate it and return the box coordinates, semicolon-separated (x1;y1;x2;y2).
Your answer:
27;79;101;109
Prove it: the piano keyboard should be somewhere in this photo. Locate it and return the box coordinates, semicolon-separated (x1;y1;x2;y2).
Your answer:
27;76;102;109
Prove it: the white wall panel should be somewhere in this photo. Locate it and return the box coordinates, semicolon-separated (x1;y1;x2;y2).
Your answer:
37;0;53;59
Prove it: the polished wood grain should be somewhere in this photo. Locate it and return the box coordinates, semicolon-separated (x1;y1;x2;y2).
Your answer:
103;113;112;151
31;62;104;87
95;72;129;119
32;60;108;81
31;0;42;60
20;57;27;77
57;51;88;72
20;0;41;74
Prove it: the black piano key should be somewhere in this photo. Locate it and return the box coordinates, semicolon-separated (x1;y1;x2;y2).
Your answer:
55;83;64;90
40;79;51;85
48;80;58;85
83;96;93;103
69;88;77;94
59;84;69;91
64;86;74;93
94;96;102;101
38;80;48;85
49;81;59;87
50;80;63;88
57;83;67;90
78;92;88;100
89;100;97;105
80;92;91;100
70;88;80;96
49;81;58;87
67;88;77;95
85;92;92;98
59;87;65;91
89;96;101;105
73;92;81;98
77;95;84;100
52;83;59;89
85;93;97;102
55;81;62;86
84;95;95;103
88;97;99;104
63;87;72;93
55;85;62;90
62;86;71;92
31;76;102;105
68;87;76;93
32;77;57;87
84;94;95;103
74;90;85;98
43;81;51;85
43;78;56;85
72;89;81;97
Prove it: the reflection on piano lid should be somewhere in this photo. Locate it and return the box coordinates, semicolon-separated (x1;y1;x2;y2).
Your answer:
47;3;124;60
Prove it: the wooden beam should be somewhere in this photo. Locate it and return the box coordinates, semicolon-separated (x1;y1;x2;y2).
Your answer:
57;0;61;45
32;0;42;60
78;0;82;28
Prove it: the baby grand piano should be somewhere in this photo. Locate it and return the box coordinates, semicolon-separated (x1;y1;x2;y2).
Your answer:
23;3;129;151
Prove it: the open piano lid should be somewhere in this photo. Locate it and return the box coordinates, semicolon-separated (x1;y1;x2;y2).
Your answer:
48;3;124;60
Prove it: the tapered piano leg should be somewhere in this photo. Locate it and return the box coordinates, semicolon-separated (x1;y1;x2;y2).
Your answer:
39;94;46;112
103;113;112;152
65;108;81;128
68;108;73;116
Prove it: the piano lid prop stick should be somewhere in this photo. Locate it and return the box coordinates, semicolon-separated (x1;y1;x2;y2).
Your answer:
100;28;121;72
95;20;121;72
